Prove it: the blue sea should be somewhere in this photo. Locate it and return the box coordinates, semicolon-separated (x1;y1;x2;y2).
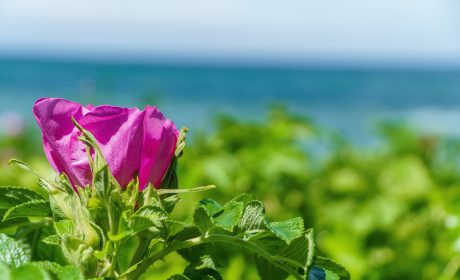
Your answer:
1;58;460;143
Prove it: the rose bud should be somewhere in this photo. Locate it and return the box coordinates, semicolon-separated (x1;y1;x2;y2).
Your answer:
33;98;179;191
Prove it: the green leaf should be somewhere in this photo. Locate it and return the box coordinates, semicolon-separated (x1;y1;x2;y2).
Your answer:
173;226;202;243
16;224;66;265
11;263;51;280
108;211;132;242
184;267;222;280
128;216;157;233
256;256;289;280
276;229;316;274
0;187;43;230
237;200;269;234
157;185;217;195
162;195;180;214
311;257;350;280
212;200;243;232
0;187;44;209
177;244;207;263
35;261;62;274
0;209;28;230
128;205;169;237
0;261;12;280
196;199;221;216
54;220;76;237
184;255;222;273
42;235;60;246
138;184;161;209
164;220;189;243
60;235;98;279
57;265;85;280
134;205;169;221
308;266;328;280
249;229;316;276
193;206;214;233
270;217;304;245
2;200;51;221
168;275;190;280
0;233;28;267
229;193;256;204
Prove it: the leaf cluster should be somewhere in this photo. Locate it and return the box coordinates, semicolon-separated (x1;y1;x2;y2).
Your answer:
0;117;349;280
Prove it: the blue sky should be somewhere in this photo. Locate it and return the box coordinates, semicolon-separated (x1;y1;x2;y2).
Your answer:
0;0;459;67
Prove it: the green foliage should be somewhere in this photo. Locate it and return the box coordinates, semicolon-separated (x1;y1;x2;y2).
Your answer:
0;233;28;267
3;200;51;221
0;109;353;280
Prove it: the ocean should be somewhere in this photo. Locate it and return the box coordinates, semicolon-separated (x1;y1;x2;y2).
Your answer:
1;58;460;143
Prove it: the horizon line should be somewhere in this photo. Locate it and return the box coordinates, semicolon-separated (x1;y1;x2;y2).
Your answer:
2;52;460;71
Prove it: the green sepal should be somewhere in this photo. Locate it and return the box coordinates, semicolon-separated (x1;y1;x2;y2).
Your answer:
60;234;98;279
93;240;113;261
8;159;58;192
54;220;76;237
138;184;161;209
122;174;140;211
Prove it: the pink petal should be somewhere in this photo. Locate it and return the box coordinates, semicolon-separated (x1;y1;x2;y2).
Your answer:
76;105;146;188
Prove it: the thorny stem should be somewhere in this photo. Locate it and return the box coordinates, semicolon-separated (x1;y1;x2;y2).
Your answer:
122;234;303;280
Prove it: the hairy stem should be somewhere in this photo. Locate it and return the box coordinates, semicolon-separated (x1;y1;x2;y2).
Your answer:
108;241;124;278
129;237;150;268
122;234;302;280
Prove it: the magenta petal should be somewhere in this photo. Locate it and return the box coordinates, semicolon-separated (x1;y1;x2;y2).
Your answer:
139;116;177;190
76;106;146;188
33;98;87;187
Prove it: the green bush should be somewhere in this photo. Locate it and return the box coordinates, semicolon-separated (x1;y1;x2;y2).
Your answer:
2;106;460;279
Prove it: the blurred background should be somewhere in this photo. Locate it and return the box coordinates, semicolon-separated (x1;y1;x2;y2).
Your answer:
1;0;460;279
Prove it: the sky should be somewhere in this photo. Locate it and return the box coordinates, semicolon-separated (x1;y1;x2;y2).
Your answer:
0;0;460;67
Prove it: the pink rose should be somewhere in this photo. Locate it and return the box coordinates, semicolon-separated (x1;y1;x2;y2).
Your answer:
33;98;178;191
